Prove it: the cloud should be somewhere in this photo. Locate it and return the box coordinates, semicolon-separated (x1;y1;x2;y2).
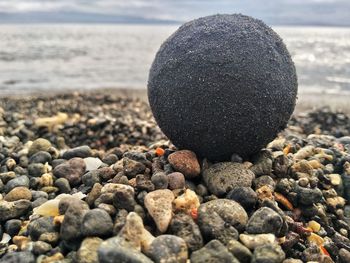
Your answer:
0;0;349;25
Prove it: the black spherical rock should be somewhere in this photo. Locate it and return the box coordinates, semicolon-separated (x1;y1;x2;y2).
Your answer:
148;14;297;160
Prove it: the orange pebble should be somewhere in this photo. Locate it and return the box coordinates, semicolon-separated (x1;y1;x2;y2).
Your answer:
155;147;165;156
191;207;198;221
320;245;330;256
283;144;291;155
274;192;294;210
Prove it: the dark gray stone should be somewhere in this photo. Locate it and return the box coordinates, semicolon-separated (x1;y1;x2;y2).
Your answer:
151;172;169;189
246;207;283;235
227;239;253;262
54;178;71;194
170;213;203;252
4;175;29;193
191;240;239;263
146;235;188;263
28;163;45;177
295;185;323;206
5;219;22;237
29;151;52;164
226;186;257;210
0;251;35;263
148;14;297;160
252;244;285;263
82;170;101;187
82;209;113;237
0;200;31;222
62;145;92;159
28;216;56;240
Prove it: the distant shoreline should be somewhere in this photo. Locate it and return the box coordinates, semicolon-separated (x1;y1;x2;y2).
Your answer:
1;88;349;114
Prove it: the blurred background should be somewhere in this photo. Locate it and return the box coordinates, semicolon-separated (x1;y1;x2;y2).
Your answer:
0;0;349;96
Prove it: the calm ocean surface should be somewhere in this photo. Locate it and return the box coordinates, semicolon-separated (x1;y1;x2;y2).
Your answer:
0;24;349;95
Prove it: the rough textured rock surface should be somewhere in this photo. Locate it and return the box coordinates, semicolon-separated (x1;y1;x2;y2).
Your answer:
148;14;297;160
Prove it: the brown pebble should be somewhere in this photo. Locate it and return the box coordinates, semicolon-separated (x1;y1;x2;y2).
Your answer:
168;150;200;179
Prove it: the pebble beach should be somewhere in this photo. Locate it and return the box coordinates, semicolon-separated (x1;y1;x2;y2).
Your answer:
1;91;350;263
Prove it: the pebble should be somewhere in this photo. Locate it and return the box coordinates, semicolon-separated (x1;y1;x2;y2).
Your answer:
60;200;89;241
29;151;52;164
169;213;203;252
239;233;276;249
197;199;247;245
0;171;16;184
295;185;323;205
112;185;137;212
123;157;146;178
98;212;153;263
28;138;51;156
144;189;175;233
54;178;71;194
173;189;200;215
32;241;52;255
203;162;255;196
0;251;35;263
250;151;273;176
339;248;350;263
0;200;31;222
252;244;286;263
76;237;102;263
4;219;22;237
226;186;257;210
246;207;284;235
151;172;169;189
28;216;56;240
167;150;200;179
82;170;101;187
254;175;276;190
84;157;103;171
191;239;239;263
53;157;86;186
5;187;32;201
167;172;185;190
4;175;30;193
81;209;113;237
62;145;92;159
227;239;253;262
146;235;188;263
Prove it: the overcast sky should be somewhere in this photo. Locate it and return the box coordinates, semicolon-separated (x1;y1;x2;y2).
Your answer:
0;0;349;25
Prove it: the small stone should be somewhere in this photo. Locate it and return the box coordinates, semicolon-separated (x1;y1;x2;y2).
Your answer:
329;174;341;186
246;207;284;235
252;244;285;263
168;150;200;179
227;239;253;263
4;219;22;237
295;186;323;205
77;237;103;263
0;200;31;222
112;185;137;212
62;145;92;159
98;212;153;263
5;187;32;202
169;213;203;252
339;248;350;263
254;175;276;190
54;178;71;194
102;154;119;166
123;157;146;178
191;240;239;263
86;183;102;206
151;172;169;189
84;157;103;171
28;216;56;240
250;151;273;176
60;200;89;241
4;175;30;193
239;233;276;250
308;220;321;233
307;233;324;245
32;241;52;255
0;251;35;263
146;235;188;263
144;189;175;233
256;185;274;201
173;189;200;215
226;187;257;210
29;138;51;156
168;172;185;190
0;171;16;184
282;259;303;263
29;151;52;164
136;174;155;192
53;157;86;186
203;162;255;196
82;209;113;237
82;170;101;187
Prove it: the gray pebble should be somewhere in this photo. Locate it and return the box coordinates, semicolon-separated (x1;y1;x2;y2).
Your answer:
62;145;92;159
5;219;22;237
246;207;284;235
28;216;56;240
29;151;52;164
4;175;29;193
82;170;101;187
54;178;71;194
226;186;257;210
252;244;285;263
28;163;46;177
151;172;169;189
81;209;113;237
191;240;239;263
